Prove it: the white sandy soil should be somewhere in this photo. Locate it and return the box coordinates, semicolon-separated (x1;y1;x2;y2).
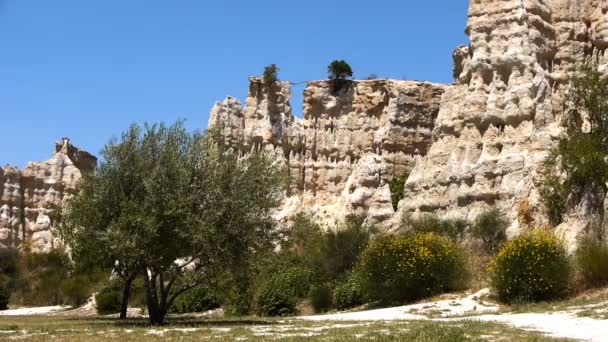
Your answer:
0;305;71;316
300;288;608;342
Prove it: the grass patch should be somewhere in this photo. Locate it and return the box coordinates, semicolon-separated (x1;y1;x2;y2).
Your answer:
0;315;575;341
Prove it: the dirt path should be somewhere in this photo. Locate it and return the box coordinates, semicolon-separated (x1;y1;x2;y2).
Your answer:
300;289;608;342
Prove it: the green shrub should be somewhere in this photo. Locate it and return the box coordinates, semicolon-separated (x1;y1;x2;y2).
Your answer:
263;64;279;84
318;216;371;282
575;235;608;288
15;249;71;306
540;64;608;226
95;283;122;315
357;233;469;304
282;213;370;283
389;172;409;211
170;286;220;314
470;208;508;255
254;265;312;316
328;60;353;80
0;285;9;310
490;229;571;303
408;215;468;243
309;284;332;313
333;273;363;310
61;272;107;308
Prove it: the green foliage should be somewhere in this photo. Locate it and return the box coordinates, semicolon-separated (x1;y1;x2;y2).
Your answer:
319;216;371;282
262;64;279;84
169;286;220;314
333;273;363;310
95;282;122;315
470;208;508;255
575;235;608;288
356;233;469;304
569;63;608;136
490;229;571;303
282;213;371;284
541;134;608;226
61;122;285;324
389;172;409;211
15;250;71;306
540;63;608;225
328;60;353;80
254;265;312;316
60;272;106;307
309;284;332;313
407;215;469;243
0;285;9;310
402;323;469;342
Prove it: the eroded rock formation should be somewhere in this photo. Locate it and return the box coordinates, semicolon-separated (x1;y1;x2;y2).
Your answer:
210;77;445;227
211;0;608;239
0;138;96;253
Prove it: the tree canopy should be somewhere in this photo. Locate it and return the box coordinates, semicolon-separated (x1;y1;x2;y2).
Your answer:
61;122;286;324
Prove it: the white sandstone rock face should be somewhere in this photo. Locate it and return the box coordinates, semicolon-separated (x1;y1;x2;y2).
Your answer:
209;78;444;228
0;138;96;252
212;0;608;240
402;0;608;239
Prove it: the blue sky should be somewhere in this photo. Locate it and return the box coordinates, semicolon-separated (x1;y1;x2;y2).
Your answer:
0;0;468;167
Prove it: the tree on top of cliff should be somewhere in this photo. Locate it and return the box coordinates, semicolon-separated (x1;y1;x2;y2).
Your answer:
60;122;286;324
328;60;353;80
263;64;279;84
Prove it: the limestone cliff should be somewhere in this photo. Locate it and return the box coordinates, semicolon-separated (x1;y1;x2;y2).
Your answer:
209;77;445;227
0;139;96;253
211;0;608;239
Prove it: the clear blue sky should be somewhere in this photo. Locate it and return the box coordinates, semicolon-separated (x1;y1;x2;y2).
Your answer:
0;0;468;167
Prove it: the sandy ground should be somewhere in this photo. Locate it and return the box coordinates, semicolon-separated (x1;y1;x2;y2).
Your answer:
300;288;608;342
0;305;71;316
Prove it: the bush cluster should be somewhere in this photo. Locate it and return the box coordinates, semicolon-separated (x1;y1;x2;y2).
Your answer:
489;229;571;303
332;273;363;310
254;265;312;316
95;282;122;315
470;208;508;255
357;233;469;304
575;235;608;288
408;215;468;243
309;284;332;313
170;286;220;314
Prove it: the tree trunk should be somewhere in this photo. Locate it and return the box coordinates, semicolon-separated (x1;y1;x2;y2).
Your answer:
119;277;134;320
143;270;163;325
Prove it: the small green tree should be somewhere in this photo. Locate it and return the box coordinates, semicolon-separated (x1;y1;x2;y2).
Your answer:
263;64;279;84
62;122;285;325
470;208;508;255
389;172;409;211
541;63;608;226
328;60;353;80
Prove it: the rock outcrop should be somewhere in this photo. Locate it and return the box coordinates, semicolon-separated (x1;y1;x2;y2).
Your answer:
211;0;608;239
210;77;445;227
0;138;96;253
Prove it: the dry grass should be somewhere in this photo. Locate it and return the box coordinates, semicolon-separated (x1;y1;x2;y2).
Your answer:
0;315;574;341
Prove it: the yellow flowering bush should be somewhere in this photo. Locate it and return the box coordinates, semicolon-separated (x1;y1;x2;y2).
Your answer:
356;233;469;304
489;229;571;303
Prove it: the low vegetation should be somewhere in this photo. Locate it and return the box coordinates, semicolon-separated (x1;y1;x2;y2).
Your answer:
0;315;573;341
357;233;469;304
575;235;608;289
489;229;571;303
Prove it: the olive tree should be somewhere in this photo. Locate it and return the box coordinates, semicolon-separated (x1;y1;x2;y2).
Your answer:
62;122;285;324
